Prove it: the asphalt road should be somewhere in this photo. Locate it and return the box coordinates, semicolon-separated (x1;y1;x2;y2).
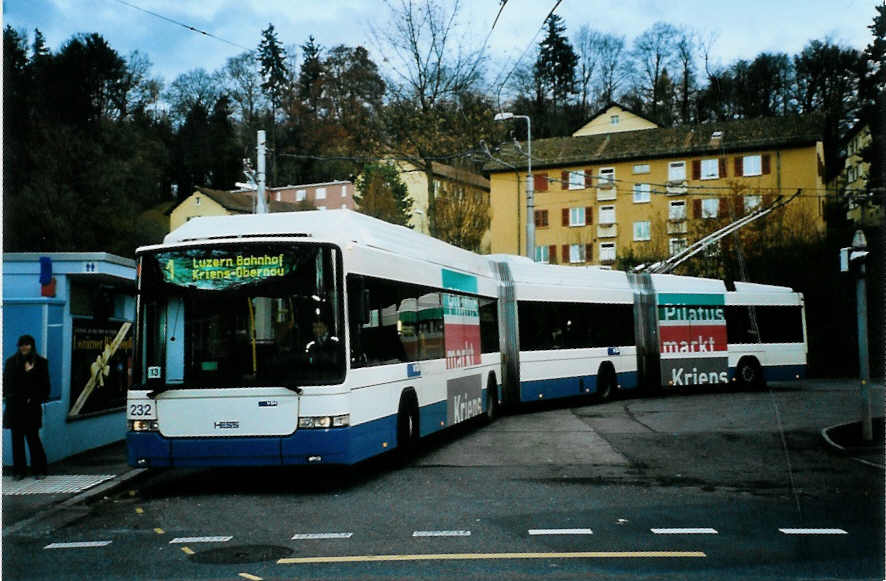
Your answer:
3;379;884;580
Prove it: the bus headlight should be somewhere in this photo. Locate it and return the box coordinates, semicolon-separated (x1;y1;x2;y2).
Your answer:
298;414;349;429
129;420;159;432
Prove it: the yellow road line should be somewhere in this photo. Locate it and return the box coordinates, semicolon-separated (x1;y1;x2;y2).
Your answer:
180;546;194;555
238;574;263;581
278;551;706;564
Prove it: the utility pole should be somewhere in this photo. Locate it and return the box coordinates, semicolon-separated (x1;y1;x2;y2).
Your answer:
841;229;872;441
256;130;268;214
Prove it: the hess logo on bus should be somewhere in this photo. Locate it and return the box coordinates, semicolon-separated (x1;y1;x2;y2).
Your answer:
214;420;240;429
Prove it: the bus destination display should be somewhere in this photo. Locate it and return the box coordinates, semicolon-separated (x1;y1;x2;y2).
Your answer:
156;249;296;290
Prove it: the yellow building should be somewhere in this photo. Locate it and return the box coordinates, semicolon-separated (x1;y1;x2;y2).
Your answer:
389;161;490;235
168;187;303;232
829;121;881;226
486;104;827;266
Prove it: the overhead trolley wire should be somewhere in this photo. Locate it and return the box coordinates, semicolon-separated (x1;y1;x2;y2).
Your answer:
112;0;252;51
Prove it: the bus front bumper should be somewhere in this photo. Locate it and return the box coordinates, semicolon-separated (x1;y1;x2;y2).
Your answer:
126;416;396;468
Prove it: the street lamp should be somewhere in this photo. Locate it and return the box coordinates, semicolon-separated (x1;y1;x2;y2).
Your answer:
494;112;534;260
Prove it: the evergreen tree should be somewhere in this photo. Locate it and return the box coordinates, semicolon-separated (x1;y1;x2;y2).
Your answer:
258;23;289;185
354;162;412;227
534;14;578;109
298;35;324;117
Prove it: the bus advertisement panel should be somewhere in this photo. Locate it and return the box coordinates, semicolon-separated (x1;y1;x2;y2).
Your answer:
658;293;729;386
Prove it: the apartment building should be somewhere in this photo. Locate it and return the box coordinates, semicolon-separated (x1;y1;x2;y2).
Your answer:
485;104;827;266
392;160;491;238
829;121;881;226
232;181;357;210
168;188;303;231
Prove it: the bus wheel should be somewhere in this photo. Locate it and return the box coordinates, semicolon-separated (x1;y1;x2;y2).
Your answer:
485;377;499;423
736;357;764;390
595;365;616;403
396;393;420;461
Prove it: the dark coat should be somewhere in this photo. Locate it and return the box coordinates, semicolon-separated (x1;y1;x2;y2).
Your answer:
3;353;50;430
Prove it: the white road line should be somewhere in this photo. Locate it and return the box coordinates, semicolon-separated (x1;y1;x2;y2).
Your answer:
169;536;233;543
291;533;354;540
528;529;593;536
44;541;112;549
651;528;718;535
413;530;472;537
779;528;848;535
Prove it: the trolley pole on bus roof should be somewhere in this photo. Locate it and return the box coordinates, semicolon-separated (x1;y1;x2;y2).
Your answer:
256;130;268;214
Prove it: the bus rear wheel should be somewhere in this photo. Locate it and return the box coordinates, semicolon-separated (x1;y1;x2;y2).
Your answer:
396;393;420;461
736;357;764;390
485;378;499;423
595;365;616;403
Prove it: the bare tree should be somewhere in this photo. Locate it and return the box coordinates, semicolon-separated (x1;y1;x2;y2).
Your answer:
632;22;680;120
433;179;491;252
574;26;601;117
674;27;698;124
223;51;265;129
164;68;224;126
373;0;492;237
596;33;629;103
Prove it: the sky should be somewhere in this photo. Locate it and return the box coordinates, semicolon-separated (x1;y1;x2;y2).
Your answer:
3;0;881;88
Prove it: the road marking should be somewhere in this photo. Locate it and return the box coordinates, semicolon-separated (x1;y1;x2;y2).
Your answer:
238;574;263;581
278;551;706;564
291;533;353;540
779;528;848;535
170;536;233;543
44;541;112;549
652;528;718;535
412;530;471;537
528;529;593;536
180;546;195;555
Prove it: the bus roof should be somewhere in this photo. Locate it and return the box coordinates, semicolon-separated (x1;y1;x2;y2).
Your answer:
157;209;496;281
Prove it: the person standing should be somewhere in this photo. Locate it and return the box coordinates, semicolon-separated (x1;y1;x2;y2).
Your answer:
4;335;50;480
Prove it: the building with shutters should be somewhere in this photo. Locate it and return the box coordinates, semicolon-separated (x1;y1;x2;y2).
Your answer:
485;104;827;266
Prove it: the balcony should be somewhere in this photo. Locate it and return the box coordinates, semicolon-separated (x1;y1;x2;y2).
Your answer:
596;186;617;201
599;251;617;264
666;180;688;195
597;223;618;238
667;221;688;234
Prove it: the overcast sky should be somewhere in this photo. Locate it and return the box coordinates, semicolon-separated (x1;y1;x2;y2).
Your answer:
3;0;880;87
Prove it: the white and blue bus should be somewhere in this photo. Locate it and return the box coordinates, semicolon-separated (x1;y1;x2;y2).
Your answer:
127;210;806;467
127;210;502;467
492;256;806;408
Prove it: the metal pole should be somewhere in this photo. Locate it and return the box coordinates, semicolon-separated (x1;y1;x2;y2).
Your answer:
256;130;268;214
857;261;872;441
525;116;534;260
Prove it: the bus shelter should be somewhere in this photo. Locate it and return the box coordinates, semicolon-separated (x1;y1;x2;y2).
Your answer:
3;253;136;465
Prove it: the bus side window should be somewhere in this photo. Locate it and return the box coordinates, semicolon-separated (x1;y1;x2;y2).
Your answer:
347;275;367;368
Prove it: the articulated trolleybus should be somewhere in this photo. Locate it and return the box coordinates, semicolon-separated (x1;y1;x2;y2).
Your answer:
127;210;806;468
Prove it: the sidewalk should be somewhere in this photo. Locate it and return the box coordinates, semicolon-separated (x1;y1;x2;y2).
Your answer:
2;440;145;536
821;416;886;469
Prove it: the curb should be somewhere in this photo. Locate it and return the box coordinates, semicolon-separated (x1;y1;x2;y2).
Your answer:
2;467;149;537
820;422;885;470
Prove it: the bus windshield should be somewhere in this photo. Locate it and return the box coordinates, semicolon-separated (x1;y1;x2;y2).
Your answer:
136;242;344;389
